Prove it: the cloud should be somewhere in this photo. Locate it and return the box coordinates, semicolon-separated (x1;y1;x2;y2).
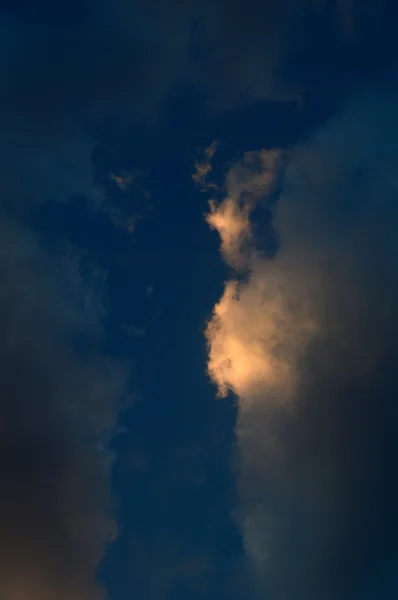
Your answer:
110;173;135;193
107;169;151;232
0;2;393;598
0;8;137;600
189;0;391;113
206;149;281;269
192;140;220;191
110;170;150;194
0;1;388;220
205;78;398;598
0;213;128;600
1;0;385;132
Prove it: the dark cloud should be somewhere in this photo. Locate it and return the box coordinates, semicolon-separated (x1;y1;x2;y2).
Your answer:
0;213;127;599
1;0;393;126
206;75;398;599
0;0;392;216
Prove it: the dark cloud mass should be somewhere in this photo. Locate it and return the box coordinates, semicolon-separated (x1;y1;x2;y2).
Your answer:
206;75;398;599
0;0;392;213
0;214;127;600
0;3;140;599
1;0;393;122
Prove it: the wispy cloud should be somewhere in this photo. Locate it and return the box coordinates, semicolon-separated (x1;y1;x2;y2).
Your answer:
107;169;151;232
110;172;135;192
205;78;398;598
206;149;281;269
110;169;150;194
192;141;220;191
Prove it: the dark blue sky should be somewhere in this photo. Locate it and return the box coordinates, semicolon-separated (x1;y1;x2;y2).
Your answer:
0;2;398;600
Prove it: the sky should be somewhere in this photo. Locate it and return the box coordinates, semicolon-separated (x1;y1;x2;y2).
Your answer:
1;1;398;599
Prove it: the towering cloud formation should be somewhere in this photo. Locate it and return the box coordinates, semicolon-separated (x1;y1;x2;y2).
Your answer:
205;78;398;598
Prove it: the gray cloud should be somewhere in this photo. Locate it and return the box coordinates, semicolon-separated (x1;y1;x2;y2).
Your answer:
0;213;128;600
206;76;398;599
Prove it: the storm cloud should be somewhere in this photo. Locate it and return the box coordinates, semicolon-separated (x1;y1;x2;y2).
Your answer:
205;76;398;599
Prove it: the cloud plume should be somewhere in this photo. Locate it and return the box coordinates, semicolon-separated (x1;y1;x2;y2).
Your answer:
205;78;398;598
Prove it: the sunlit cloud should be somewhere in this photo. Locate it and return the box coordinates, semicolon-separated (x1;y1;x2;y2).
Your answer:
206;272;316;403
204;79;398;598
206;149;281;269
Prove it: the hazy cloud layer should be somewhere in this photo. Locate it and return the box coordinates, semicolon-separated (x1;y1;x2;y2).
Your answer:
205;77;398;598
